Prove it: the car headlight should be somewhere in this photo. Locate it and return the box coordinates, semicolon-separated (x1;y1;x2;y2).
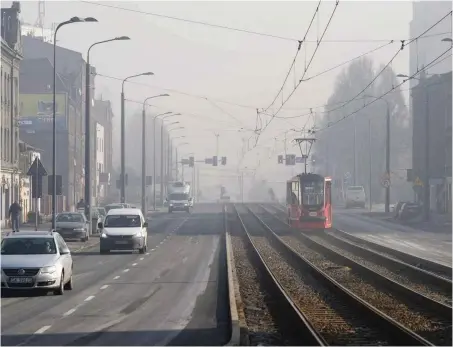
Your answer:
133;231;143;238
101;233;108;238
169;203;173;206
41;266;57;274
184;203;188;206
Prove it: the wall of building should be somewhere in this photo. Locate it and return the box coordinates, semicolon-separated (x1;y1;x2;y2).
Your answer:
1;2;22;228
95;122;105;203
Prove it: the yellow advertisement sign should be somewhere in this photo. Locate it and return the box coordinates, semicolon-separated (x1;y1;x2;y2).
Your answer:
19;93;67;118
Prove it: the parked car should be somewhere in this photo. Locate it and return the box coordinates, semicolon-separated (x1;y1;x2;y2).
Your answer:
54;212;90;242
1;231;73;295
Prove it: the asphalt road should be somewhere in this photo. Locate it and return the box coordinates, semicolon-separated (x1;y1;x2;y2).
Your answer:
1;203;229;346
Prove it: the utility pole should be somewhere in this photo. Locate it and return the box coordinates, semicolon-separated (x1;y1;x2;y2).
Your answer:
423;90;430;221
160;122;164;205
215;133;220;157
141;107;146;214
353;114;357;185
120;90;126;203
167;134;171;182
385;102;390;213
175;148;178;180
369;119;372;211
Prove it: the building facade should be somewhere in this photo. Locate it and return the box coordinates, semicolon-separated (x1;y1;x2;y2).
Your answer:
95;122;105;204
412;71;452;215
1;2;23;227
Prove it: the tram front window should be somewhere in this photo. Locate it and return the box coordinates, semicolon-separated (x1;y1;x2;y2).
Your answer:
302;181;324;206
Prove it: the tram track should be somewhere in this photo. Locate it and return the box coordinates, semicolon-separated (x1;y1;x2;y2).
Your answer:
233;203;429;346
226;204;325;346
256;203;452;346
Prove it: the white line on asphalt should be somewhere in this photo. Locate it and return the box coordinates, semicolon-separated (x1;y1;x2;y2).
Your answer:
160;241;163;244
35;326;51;334
123;269;129;273
63;308;77;317
132;263;137;266
113;275;120;279
100;284;109;290
139;257;144;260
85;296;95;302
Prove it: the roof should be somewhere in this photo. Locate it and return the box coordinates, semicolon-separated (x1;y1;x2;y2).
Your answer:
106;208;143;216
4;231;54;238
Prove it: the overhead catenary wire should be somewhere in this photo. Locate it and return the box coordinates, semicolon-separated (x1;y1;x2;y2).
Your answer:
263;0;321;113
272;11;452;120
316;46;452;133
261;0;340;133
80;1;450;43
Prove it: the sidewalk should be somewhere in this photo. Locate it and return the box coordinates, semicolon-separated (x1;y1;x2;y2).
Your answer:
361;211;451;234
1;223;52;235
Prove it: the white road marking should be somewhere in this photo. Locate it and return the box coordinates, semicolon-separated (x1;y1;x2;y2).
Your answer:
160;241;163;245
85;295;95;302
35;326;51;334
123;269;129;273
63;308;77;317
139;257;144;260
113;275;120;280
132;263;137;266
100;284;109;290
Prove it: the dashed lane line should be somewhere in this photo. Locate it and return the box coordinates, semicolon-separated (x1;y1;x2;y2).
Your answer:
63;308;77;317
113;276;120;280
132;263;137;266
100;284;109;290
123;269;129;273
84;295;95;302
34;326;51;334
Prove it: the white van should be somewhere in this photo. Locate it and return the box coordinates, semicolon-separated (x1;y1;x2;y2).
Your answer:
98;208;148;254
345;186;366;208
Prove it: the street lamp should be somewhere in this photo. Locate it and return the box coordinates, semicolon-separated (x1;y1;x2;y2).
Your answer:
441;38;452;42
174;142;188;180
364;94;391;213
163;126;184;198
168;136;186;184
141;94;170;214
84;35;130;229
120;71;154;203
52;16;97;230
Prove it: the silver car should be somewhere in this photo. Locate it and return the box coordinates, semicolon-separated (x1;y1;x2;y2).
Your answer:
55;212;90;242
1;231;73;295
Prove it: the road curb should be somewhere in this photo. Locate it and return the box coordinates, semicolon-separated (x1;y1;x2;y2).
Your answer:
224;206;249;346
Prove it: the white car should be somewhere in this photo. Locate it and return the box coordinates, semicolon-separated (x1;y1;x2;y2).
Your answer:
345;186;366;208
99;208;148;254
1;231;73;295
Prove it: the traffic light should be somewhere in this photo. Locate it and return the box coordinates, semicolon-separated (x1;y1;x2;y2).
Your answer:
278;155;283;164
213;156;218;166
285;154;296;166
221;156;227;165
189;156;194;167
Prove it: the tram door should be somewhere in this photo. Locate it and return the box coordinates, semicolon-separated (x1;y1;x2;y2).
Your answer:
325;179;332;228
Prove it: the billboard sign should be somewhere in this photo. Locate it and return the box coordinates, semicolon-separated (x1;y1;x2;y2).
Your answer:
18;93;67;132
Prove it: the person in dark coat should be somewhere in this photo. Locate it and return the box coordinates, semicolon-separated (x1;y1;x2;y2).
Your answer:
9;201;22;232
76;199;85;209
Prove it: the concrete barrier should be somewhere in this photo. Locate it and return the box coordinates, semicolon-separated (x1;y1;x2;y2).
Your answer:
224;205;249;346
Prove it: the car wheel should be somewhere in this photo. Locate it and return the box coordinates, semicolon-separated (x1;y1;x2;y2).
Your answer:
54;272;65;295
64;272;73;290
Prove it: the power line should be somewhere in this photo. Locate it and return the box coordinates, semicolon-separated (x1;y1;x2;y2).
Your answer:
262;0;340;130
317;46;452;132
263;0;321;113
79;1;451;43
274;11;452;121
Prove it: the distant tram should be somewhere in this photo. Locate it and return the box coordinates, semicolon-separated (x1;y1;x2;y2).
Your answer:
286;173;332;231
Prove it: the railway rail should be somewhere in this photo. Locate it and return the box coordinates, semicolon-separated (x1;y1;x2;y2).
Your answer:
230;203;431;346
256;203;452;346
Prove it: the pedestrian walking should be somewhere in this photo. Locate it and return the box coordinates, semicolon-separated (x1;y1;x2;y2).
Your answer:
9;201;22;232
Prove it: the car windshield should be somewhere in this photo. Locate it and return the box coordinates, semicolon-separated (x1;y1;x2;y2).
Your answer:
302;180;324;206
104;215;141;227
105;205;123;213
56;213;84;223
1;237;57;255
169;193;189;200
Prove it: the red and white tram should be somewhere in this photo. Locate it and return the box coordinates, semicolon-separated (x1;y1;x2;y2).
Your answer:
286;173;332;231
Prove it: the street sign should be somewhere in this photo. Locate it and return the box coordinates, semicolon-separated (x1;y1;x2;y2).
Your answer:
205;158;213;164
27;157;47;177
414;176;423;187
277;155;283;164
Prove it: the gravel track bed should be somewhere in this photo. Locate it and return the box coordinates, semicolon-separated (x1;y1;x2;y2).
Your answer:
314;233;452;305
275;231;450;346
331;230;453;281
239;210;391;346
229;223;286;345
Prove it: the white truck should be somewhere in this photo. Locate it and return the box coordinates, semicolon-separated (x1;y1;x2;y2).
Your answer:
166;181;193;213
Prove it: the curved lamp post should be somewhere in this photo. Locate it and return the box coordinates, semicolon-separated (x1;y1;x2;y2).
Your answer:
120;71;154;203
84;35;129;228
52;16;97;229
174;142;188;180
141;94;170;214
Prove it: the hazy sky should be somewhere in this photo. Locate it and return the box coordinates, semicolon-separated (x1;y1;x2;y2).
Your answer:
14;0;423;182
